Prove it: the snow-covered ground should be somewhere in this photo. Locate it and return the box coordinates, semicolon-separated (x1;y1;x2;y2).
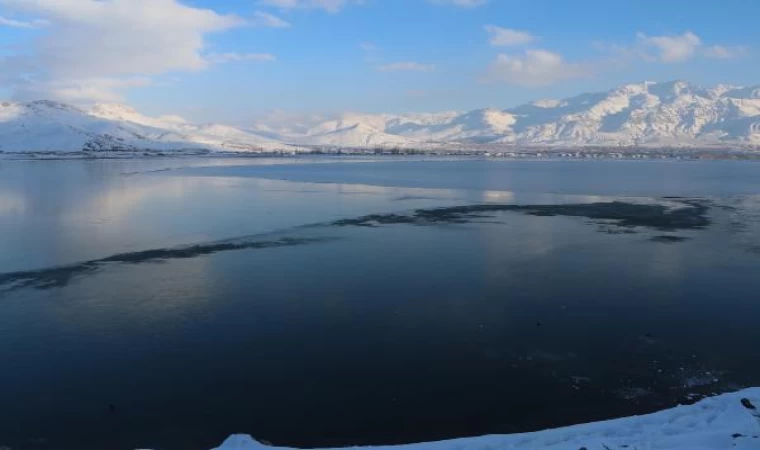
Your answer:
210;388;760;450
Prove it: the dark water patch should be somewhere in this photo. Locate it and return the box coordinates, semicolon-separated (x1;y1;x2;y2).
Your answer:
262;189;325;194
597;226;639;235
121;167;178;177
514;200;710;231
0;200;712;293
392;195;449;202
0;236;333;292
332;200;711;232
650;235;691;244
332;213;420;227
0;263;100;292
638;333;660;345
747;245;760;255
96;237;331;264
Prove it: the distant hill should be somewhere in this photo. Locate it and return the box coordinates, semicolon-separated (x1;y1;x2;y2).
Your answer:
3;80;760;152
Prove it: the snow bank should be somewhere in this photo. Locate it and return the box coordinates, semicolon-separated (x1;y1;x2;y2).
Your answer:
212;388;760;450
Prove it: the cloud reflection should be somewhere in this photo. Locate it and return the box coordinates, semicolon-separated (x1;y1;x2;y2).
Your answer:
0;192;26;216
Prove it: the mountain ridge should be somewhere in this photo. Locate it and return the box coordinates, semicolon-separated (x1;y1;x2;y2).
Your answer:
2;80;760;153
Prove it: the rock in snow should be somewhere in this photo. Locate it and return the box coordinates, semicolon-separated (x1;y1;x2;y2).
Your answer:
3;80;760;152
209;388;760;450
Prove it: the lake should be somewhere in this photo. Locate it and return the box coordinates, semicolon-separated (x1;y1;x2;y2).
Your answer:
1;157;759;450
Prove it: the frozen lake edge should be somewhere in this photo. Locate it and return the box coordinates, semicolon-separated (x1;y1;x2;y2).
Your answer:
205;388;760;450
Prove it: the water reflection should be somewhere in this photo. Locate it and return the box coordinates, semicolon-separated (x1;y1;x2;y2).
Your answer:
178;159;760;197
0;191;26;215
481;190;515;202
0;161;467;273
50;257;215;332
646;238;687;280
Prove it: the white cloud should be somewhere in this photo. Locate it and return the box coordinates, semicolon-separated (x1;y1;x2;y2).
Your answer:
0;15;48;28
636;31;701;63
0;0;254;102
428;0;488;7
484;25;535;47
598;31;748;64
259;0;362;13
207;53;277;63
528;32;753;87
378;62;436;72
480;31;732;88
704;45;748;60
359;41;382;63
359;42;377;52
591;40;647;61
14;76;153;103
251;11;291;28
482;49;588;86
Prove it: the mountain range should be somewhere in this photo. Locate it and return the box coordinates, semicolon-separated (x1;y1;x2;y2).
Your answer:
2;80;760;153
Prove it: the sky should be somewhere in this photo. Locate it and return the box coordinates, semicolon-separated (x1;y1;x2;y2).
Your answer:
1;0;759;124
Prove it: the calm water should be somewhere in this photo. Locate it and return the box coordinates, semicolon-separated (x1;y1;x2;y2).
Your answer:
1;158;759;450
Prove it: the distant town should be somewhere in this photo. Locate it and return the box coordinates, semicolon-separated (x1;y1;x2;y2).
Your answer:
3;145;760;161
296;145;760;161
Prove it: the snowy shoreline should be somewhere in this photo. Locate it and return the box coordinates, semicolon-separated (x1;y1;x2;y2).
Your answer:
205;389;759;450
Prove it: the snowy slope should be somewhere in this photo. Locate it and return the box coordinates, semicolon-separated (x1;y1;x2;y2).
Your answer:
294;122;416;147
0;101;297;153
0;100;173;152
210;388;760;450
497;81;760;146
88;103;286;151
263;80;760;147
386;108;517;143
87;103;298;151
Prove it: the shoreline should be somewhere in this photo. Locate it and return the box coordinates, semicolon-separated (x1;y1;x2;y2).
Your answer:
208;388;760;450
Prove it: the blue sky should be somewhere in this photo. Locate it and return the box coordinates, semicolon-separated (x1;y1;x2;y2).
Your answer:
1;0;759;123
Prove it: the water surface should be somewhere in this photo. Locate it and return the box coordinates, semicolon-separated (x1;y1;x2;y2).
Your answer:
1;158;759;450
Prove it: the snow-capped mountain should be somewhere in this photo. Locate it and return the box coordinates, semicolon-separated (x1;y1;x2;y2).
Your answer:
0;100;295;153
280;80;760;147
2;81;760;153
